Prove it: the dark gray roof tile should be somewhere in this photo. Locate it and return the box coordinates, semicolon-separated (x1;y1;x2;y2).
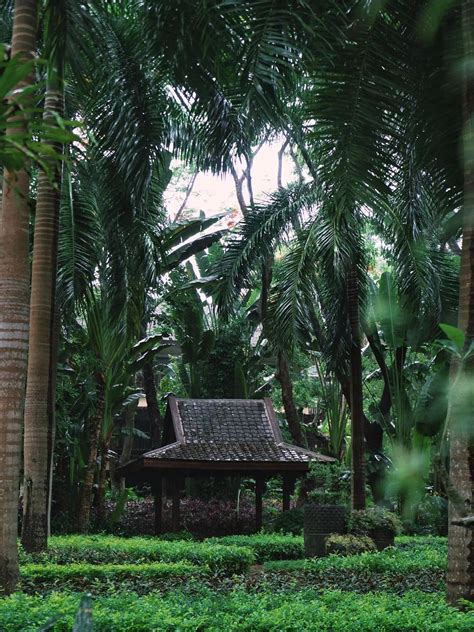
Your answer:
142;398;331;465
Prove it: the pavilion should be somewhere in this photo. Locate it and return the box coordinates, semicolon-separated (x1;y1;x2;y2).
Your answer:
119;396;334;533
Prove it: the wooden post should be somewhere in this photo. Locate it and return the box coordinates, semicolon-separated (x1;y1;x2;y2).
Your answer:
153;477;162;535
255;477;264;531
282;474;295;512
171;478;181;532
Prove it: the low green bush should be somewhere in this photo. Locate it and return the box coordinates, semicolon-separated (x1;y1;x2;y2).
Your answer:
262;545;446;594
19;535;254;574
271;508;303;535
325;534;376;556
20;561;203;594
205;534;304;562
349;508;402;536
0;588;472;631
396;535;447;552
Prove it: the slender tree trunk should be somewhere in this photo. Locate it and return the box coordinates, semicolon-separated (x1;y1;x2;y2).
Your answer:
0;0;38;595
347;269;366;510
447;0;474;605
277;138;289;188
173;170;198;222
120;398;139;465
143;362;163;448
276;352;305;446
77;374;105;533
115;398;139;492
96;444;108;523
21;81;63;553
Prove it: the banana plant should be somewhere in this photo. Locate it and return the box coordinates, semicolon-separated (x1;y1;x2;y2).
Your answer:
365;271;451;450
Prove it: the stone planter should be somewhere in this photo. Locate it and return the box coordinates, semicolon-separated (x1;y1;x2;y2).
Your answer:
304;504;347;557
370;527;395;551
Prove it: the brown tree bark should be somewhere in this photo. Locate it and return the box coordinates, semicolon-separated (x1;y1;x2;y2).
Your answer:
96;444;108;524
21;81;63;553
447;0;474;605
120;398;139;465
143;362;163;448
347;269;366;510
0;0;38;595
77;373;105;533
276;352;305;446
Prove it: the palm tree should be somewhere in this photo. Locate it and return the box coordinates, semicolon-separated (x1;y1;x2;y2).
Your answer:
21;0;177;547
0;0;39;595
215;2;463;510
447;0;474;606
21;0;67;553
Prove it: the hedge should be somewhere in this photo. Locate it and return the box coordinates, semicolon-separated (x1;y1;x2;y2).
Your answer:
0;588;472;631
205;534;304;562
19;535;254;574
261;546;446;594
20;562;203;594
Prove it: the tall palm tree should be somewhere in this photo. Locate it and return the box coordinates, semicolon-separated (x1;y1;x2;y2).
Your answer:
0;0;38;595
215;1;463;510
447;0;474;606
21;0;66;553
21;0;175;548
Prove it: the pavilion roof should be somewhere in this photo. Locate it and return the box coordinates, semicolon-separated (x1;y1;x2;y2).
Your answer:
121;397;334;475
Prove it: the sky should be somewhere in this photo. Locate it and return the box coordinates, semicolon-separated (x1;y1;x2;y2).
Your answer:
164;141;297;220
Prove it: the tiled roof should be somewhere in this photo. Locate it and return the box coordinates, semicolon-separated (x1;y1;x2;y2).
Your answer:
142;398;332;465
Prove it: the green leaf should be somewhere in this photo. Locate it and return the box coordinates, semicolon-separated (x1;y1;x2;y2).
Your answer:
374;272;406;349
439;323;465;352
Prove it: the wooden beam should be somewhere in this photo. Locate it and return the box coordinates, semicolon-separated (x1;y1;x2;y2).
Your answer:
152;477;162;535
142;458;311;472
255;477;264;531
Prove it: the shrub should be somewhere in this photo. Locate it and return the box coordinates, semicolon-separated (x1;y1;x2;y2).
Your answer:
412;495;448;536
306;462;351;505
325;534;376;556
262;543;447;594
349;508;402;536
20;561;203;594
205;534;304;563
271;508;303;535
19;535;254;574
98;497;257;537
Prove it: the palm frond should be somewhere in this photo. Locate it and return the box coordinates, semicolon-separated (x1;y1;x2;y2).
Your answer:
215;180;318;312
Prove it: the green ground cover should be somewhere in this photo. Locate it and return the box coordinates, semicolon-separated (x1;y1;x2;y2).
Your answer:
2;535;472;631
19;535;253;574
204;534;304;562
1;588;472;631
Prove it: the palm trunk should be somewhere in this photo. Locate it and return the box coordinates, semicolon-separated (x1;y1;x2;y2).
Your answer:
447;0;474;605
347;269;366;510
143;362;163;447
0;0;38;595
77;373;105;533
96;444;108;523
116;397;139;492
21;81;63;553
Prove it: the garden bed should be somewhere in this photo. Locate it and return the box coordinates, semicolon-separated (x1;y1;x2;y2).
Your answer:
3;535;471;630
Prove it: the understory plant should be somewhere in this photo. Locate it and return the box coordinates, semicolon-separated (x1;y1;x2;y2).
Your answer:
325;534;376;556
349;508;402;537
306;462;351;506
